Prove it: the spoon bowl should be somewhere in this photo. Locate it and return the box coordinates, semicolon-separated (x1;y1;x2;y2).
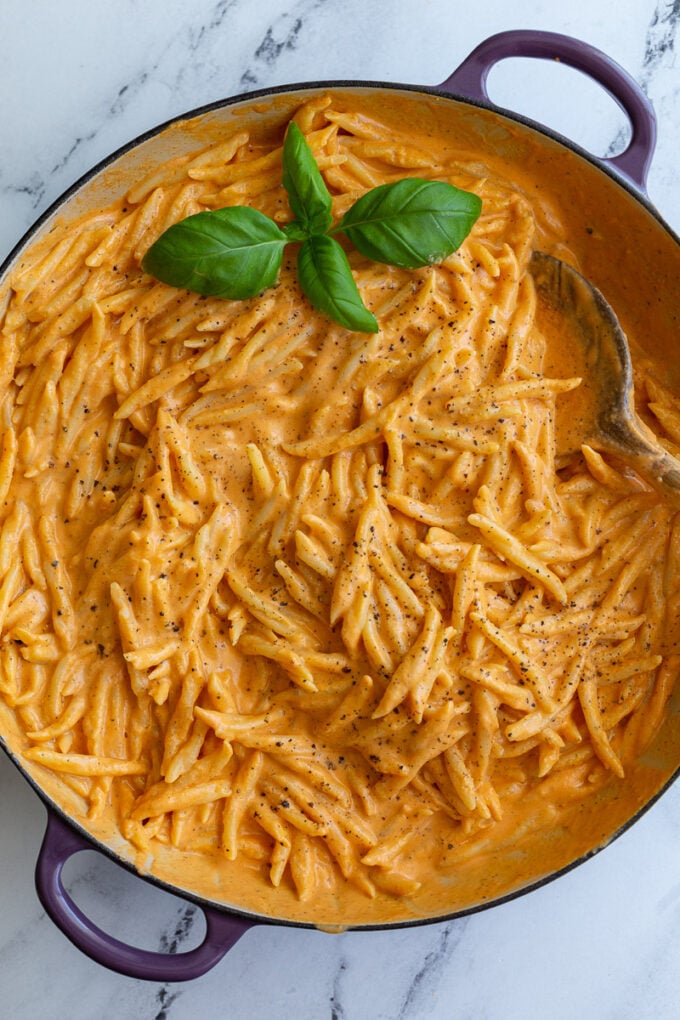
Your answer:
530;250;680;501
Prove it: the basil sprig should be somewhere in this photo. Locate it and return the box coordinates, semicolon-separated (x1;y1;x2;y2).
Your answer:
141;121;482;333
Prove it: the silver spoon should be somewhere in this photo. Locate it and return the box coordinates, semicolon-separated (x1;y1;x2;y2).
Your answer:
529;250;680;502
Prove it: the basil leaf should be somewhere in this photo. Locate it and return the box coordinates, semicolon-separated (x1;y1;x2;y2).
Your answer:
282;122;333;237
297;235;378;333
141;206;287;300
336;178;482;269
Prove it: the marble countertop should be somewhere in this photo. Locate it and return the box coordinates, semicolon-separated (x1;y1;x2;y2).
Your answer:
2;1;680;1017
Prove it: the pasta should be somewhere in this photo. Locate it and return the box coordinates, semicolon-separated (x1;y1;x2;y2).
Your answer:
1;92;679;922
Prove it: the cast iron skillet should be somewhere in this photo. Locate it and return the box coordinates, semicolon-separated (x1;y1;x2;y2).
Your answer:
0;29;673;981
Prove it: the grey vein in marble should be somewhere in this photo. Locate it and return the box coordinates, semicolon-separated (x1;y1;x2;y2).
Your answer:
186;0;240;52
238;0;331;90
145;905;201;1019
240;13;306;88
0;172;47;220
603;0;679;160
110;73;152;122
395;921;465;1020
158;903;200;955
330;954;349;1020
153;985;183;1020
642;0;680;84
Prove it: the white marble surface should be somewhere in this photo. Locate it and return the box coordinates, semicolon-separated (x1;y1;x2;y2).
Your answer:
1;1;680;1017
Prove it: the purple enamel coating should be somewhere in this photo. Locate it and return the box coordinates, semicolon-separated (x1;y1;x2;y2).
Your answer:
438;29;657;192
35;811;253;982
23;30;662;982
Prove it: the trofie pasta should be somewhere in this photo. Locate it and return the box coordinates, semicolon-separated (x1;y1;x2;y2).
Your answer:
1;92;680;924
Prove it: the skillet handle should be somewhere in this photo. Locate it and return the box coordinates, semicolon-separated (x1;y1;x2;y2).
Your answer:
35;810;253;982
438;29;657;192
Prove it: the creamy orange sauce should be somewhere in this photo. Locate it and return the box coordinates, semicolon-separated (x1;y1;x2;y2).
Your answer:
1;90;680;927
